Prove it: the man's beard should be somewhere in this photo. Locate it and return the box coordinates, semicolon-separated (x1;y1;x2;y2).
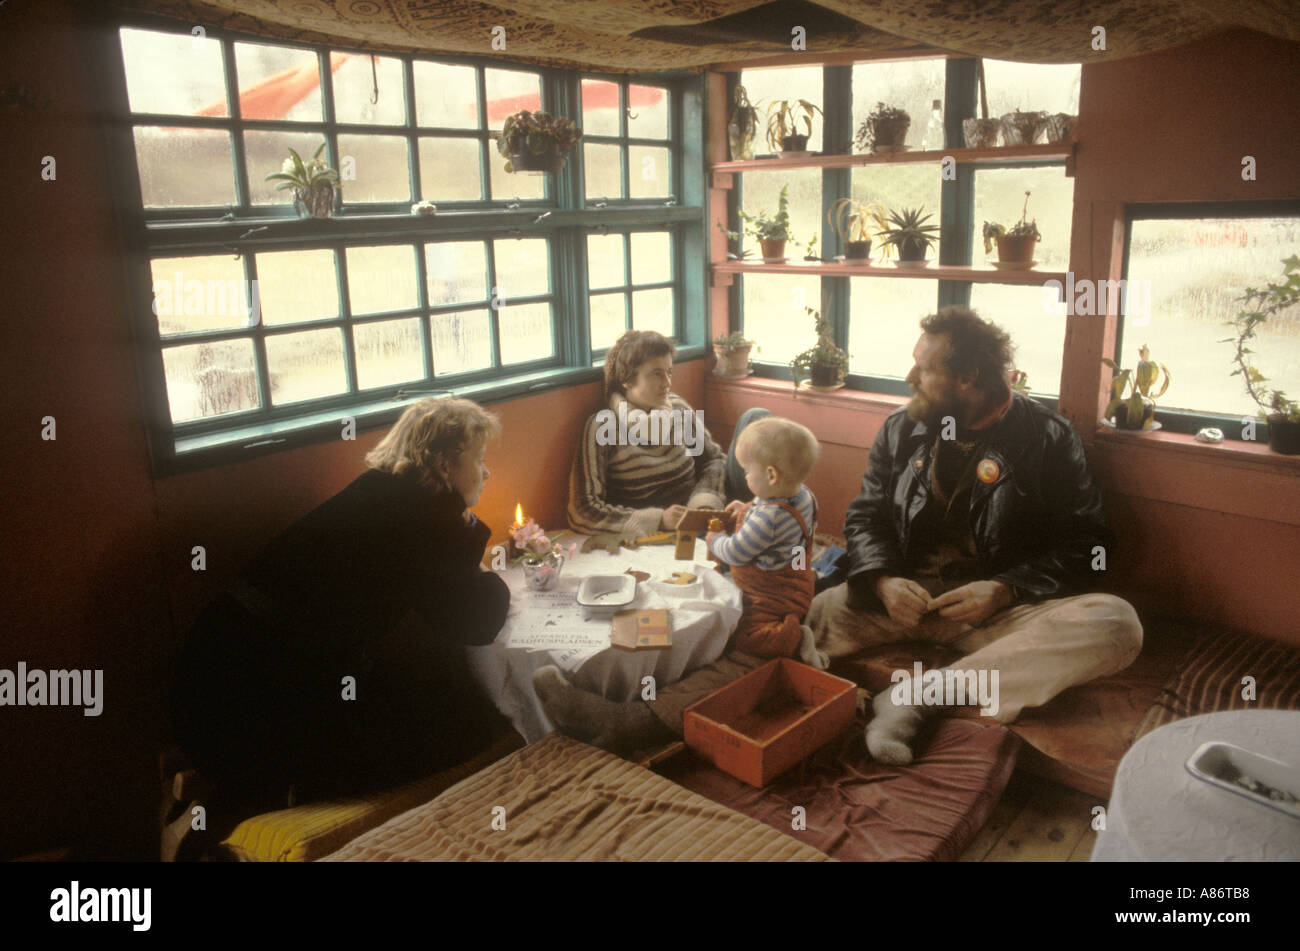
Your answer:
906;390;960;431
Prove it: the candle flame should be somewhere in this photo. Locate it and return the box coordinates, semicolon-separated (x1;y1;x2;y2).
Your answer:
515;503;524;525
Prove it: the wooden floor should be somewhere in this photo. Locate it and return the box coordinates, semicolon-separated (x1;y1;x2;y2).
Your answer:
958;767;1102;861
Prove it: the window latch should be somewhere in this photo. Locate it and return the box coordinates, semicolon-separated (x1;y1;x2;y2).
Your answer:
532;211;552;225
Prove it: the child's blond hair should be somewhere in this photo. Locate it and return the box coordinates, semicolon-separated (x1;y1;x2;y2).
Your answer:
735;416;819;482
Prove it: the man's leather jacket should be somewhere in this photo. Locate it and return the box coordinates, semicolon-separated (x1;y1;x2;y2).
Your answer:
844;393;1115;602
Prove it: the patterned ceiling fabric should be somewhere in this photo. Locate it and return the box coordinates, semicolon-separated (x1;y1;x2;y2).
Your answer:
108;0;1300;72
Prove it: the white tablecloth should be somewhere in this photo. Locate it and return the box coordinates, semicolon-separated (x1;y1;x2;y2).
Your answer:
1091;710;1300;861
467;537;743;743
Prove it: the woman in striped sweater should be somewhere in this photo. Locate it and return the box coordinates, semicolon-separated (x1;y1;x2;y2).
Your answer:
568;329;733;536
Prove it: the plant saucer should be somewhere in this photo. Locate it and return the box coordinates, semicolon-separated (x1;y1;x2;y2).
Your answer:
872;144;911;154
991;260;1038;270
761;256;788;264
804;382;846;393
776;150;812;159
1099;418;1163;433
893;259;931;269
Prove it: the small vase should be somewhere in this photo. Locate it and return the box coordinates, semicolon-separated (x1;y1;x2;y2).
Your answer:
293;184;335;219
1042;113;1075;144
962;118;1001;149
999;111;1045;146
522;551;566;591
759;238;787;262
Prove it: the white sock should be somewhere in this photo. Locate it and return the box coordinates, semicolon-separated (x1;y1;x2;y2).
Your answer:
797;624;829;669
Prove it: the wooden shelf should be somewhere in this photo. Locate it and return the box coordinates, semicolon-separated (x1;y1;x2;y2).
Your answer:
711;142;1075;181
710;259;1067;287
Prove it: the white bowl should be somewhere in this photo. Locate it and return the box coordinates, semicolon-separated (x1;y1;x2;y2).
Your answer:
576;574;637;619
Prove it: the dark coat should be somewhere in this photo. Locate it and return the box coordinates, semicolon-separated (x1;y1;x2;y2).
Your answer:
844;393;1115;602
170;469;510;803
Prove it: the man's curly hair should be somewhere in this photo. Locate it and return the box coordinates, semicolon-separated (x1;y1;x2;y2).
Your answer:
919;306;1016;402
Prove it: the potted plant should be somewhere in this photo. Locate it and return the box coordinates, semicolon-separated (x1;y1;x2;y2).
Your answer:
999;109;1046;146
854;102;910;153
790;307;849;394
962;59;1001;148
765;99;822;154
1102;345;1172;431
982;190;1042;267
1224;254;1300;453
718;184;794;262
496;110;583;173
876;206;940;266
713;331;755;376
1009;369;1031;393
803;233;820;262
727;85;762;161
827;197;884;261
264;142;340;219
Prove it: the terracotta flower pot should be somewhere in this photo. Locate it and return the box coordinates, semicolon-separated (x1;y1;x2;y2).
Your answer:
1266;414;1300;454
845;239;872;260
995;233;1038;264
713;344;752;376
869;117;909;150
759;239;787;262
293;184;335;219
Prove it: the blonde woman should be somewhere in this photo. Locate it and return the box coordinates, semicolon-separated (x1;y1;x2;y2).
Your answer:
171;398;511;813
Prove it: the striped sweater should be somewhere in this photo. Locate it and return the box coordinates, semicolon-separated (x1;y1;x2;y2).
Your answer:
709;486;817;570
568;391;726;537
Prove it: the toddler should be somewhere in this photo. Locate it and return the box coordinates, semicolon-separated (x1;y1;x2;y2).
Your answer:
706;416;828;667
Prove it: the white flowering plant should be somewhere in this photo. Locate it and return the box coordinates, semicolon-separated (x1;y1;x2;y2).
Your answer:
264;142;341;191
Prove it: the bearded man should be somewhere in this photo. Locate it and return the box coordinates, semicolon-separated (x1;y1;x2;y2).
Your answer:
807;307;1143;765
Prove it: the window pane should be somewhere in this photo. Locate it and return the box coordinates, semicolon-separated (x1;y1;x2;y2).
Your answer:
740;168;820;258
346;245;418;315
331;52;406;125
414;62;478;129
850;59;946;153
266;329;347;404
847;278;940;377
848;166;942;262
1125;217;1300;418
489;152;545;201
235;42;320;121
973;167;1073;270
743;274;825;366
499;302;554;365
336;133;410;202
738;66;824;153
632;288;673;337
492;239;550;299
628;85;669;140
581;78;620;136
120;28;227;116
982;60;1081;119
485;68;541;126
418;137;482;201
589;292;627;351
151;256;254;335
628;145;670;198
256;250;338;325
968;284;1067;396
354;318;424;389
244;130;330;206
585;142;622;200
432;310;492;376
426;242;487;305
630;232;671;285
587;233;626;288
133;127;234;208
162;339;259;423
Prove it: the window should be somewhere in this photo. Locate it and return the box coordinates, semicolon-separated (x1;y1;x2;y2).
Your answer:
729;59;1079;396
1121;203;1300;437
111;24;701;470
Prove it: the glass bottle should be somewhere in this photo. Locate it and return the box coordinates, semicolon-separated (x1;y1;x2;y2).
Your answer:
921;99;944;151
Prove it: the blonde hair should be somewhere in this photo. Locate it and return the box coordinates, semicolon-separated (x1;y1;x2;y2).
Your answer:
736;417;820;482
365;398;501;494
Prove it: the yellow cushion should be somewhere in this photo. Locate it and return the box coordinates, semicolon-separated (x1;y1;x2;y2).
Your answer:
221;732;524;862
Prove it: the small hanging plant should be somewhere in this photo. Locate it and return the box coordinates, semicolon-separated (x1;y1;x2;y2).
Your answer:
496;110;583;173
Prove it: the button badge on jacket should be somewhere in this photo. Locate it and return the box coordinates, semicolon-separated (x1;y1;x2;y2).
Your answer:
976;458;1000;484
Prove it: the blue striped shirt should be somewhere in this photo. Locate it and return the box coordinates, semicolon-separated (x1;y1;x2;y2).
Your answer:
710;486;817;570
